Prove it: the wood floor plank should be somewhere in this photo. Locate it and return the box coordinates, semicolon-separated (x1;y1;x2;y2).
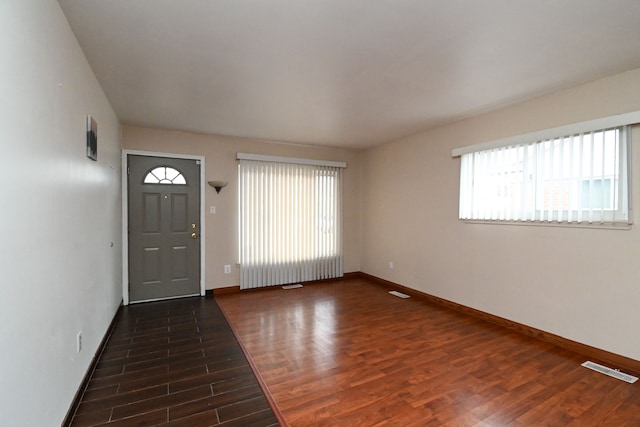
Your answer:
217;278;640;426
110;385;212;421
168;386;265;421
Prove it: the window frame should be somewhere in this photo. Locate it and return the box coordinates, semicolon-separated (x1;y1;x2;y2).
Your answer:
452;114;637;228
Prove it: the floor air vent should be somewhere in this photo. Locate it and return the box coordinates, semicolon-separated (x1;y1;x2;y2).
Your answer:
282;284;303;289
389;290;410;299
581;361;638;383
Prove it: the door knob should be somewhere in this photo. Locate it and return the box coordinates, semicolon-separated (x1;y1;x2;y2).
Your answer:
191;233;198;239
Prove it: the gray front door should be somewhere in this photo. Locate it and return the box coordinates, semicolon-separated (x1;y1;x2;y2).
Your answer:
128;155;201;303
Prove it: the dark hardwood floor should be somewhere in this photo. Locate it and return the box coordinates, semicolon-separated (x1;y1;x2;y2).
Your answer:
216;278;640;426
68;297;280;427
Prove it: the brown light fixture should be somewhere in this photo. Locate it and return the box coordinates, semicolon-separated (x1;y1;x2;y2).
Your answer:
208;180;228;194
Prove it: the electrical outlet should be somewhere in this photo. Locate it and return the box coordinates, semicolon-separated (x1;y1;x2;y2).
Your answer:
77;332;82;353
389;261;394;269
224;265;231;274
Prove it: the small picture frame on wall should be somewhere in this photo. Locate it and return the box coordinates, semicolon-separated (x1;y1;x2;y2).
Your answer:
86;115;97;161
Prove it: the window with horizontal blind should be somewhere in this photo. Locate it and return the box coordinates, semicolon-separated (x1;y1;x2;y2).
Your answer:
456;125;631;225
238;154;345;289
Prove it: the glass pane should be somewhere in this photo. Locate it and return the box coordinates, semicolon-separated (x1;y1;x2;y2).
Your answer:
581;179;612;209
459;126;627;223
143;167;187;185
143;169;161;183
165;168;179;181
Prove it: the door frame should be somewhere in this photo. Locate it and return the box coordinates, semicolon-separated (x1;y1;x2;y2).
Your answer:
121;149;206;305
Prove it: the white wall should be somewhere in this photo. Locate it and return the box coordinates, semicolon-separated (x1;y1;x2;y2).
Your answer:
361;68;640;362
0;1;122;425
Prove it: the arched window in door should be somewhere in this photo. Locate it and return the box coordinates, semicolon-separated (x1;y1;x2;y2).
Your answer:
143;166;187;185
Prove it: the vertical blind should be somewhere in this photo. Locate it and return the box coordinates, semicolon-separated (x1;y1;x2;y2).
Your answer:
458;126;630;224
238;159;343;289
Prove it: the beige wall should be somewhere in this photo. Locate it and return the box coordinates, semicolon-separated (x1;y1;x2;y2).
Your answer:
361;68;640;361
122;126;362;290
122;69;640;362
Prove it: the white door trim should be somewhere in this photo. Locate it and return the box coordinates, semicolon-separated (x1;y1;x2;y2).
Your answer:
121;149;206;305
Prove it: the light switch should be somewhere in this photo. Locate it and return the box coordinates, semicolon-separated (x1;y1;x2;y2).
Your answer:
210;206;216;214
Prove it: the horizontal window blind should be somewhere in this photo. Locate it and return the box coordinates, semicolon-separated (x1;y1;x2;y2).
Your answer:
238;159;343;289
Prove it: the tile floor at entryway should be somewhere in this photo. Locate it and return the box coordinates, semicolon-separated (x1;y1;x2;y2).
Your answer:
67;296;280;426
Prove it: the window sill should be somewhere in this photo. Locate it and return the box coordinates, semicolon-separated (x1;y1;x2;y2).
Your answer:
460;219;633;230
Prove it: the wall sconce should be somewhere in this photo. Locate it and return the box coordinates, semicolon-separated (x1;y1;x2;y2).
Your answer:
208;180;228;194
